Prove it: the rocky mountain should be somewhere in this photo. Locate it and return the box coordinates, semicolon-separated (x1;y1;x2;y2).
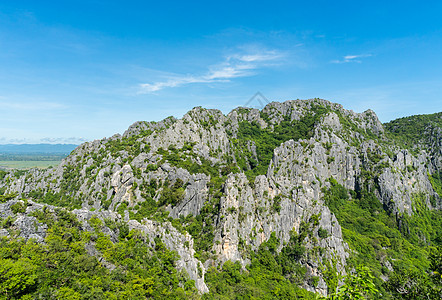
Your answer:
1;99;441;299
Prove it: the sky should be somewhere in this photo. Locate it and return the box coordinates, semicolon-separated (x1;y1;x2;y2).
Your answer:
0;0;441;144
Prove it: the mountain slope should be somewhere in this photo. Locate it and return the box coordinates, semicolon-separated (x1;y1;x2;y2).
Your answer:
1;99;441;299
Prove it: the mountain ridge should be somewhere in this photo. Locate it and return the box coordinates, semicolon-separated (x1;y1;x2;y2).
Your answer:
0;98;441;299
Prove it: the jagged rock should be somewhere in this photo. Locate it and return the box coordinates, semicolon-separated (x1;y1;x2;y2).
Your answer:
128;219;209;293
1;99;441;296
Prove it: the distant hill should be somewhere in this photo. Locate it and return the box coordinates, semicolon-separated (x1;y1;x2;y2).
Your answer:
0;143;78;154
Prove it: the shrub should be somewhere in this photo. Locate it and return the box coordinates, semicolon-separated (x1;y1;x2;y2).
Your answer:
318;227;329;239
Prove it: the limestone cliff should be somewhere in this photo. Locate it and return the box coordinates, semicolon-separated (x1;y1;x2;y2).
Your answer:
1;99;441;296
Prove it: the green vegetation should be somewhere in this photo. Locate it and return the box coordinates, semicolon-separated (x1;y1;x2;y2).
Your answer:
0;208;198;299
0;193;17;203
0;160;61;169
27;163;84;210
322;266;379;300
322;178;442;298
157;144;220;177
158;179;186;206
1;104;441;299
181;196;221;261
272;195;282;213
0;153;66;169
234;104;330;181
204;232;314;299
128;172;224;262
128;179;184;223
429;171;442;198
106;128;152;159
384;112;442;151
385;244;442;299
0;153;67;161
29;189;82;210
10;200;27;214
318;227;329;239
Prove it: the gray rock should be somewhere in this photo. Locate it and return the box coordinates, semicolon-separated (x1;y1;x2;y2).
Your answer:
1;98;441;296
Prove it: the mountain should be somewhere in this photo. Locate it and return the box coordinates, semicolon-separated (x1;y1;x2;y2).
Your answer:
0;99;441;299
0;143;78;154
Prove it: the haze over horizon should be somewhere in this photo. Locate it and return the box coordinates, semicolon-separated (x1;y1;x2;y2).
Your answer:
1;1;441;144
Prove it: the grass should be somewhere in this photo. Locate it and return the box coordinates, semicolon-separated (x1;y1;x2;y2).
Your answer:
0;160;61;169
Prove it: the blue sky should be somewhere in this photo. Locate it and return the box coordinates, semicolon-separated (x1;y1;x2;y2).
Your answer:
0;1;441;144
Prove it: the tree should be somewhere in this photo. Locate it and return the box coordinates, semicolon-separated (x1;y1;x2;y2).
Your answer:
0;258;37;298
322;266;379;300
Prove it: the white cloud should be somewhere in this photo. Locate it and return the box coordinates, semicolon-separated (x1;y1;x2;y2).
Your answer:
331;54;372;64
229;51;283;63
40;137;88;144
138;49;283;93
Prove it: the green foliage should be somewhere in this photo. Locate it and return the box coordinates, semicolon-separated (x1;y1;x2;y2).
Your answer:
0;193;17;203
327;156;335;164
13;170;26;178
88;215;103;231
324;266;379;300
117;201;128;216
158;145;219;177
60;164;82;193
10;201;27;214
322;178;442;298
384;112;442;150
272;195;282;213
29;189;82;210
318;227;329;239
0;208;197;299
174;175;226;261
0;257;37;298
130;197;158;222
182;196;220;260
386;250;442;300
429;171;442;199
158;179;186;207
0;216;15;228
235;105;330;181
321;259;339;295
117;222;129;239
105;128;152;158
204;232;314;299
430;245;442;281
24;163;83;210
322;178;349;212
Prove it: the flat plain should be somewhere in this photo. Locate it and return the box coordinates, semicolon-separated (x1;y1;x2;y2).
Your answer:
0;160;61;169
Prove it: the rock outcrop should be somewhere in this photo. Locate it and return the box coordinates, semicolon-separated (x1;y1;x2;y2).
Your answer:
1;99;441;295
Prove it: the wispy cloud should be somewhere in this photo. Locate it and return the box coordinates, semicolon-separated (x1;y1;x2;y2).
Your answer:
331;54;372;64
138;49;284;93
40;137;88;144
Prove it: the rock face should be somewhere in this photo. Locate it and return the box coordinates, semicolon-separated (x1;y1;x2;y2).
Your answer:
1;99;441;295
0;198;209;293
0;200;48;242
128;219;209;293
